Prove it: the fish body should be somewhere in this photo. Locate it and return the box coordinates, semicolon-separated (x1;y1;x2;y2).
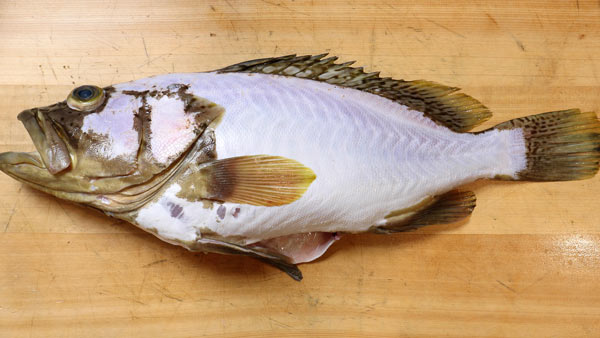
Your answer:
1;55;598;280
122;72;522;240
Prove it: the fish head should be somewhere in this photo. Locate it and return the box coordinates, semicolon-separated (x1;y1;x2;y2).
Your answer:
0;82;224;212
15;85;141;175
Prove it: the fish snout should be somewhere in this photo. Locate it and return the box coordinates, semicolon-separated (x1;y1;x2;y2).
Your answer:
17;107;72;174
17;107;37;123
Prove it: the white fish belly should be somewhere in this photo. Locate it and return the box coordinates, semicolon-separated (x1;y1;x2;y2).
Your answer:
131;73;526;243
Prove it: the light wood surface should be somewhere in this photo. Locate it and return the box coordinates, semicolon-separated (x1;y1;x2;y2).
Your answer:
1;1;599;337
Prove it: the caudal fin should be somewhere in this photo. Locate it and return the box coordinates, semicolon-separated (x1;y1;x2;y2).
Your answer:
493;109;600;181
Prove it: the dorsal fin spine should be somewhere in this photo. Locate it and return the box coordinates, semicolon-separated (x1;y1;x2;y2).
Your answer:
216;54;492;132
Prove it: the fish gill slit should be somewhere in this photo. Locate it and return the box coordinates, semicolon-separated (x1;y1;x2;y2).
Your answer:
107;128;215;213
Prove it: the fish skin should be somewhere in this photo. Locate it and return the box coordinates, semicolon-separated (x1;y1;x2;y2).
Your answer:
0;55;598;278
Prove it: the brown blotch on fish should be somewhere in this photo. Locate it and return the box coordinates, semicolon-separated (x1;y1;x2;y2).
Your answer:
121;89;149;98
232;207;241;218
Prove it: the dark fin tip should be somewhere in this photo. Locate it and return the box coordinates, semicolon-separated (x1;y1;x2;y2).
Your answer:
192;237;303;281
256;256;303;281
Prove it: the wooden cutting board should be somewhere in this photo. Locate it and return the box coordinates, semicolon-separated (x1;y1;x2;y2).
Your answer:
1;1;599;337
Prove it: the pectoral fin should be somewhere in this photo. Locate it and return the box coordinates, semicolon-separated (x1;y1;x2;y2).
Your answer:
197;155;316;206
373;190;476;234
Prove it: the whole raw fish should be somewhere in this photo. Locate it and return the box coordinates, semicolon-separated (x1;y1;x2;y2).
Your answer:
1;54;598;280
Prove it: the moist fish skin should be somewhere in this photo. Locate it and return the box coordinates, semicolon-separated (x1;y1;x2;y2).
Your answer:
1;54;598;281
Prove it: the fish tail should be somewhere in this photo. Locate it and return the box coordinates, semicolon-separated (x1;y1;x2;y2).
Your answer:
491;109;600;181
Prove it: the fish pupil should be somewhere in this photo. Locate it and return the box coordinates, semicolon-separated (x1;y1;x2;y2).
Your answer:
76;87;94;100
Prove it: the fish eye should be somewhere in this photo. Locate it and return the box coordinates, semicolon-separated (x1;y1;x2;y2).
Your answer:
67;85;105;112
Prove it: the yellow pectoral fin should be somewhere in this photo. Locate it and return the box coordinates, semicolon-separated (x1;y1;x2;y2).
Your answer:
199;155;316;207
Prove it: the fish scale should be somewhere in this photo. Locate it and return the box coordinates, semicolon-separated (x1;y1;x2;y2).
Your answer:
1;54;598;280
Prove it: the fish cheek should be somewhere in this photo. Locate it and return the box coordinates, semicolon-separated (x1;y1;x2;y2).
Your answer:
46;86;142;177
75;132;139;176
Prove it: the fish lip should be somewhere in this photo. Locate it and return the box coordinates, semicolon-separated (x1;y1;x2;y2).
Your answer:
0;151;45;168
0;150;47;186
16;108;34;123
17;108;72;174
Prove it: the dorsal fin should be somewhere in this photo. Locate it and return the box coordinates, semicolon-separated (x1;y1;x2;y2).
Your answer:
216;54;492;132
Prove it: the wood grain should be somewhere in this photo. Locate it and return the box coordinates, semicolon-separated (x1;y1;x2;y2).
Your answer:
0;0;599;337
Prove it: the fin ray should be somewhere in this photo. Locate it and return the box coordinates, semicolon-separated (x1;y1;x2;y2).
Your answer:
200;155;316;206
491;109;600;181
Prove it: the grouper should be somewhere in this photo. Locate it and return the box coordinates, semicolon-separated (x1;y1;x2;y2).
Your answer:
1;54;598;280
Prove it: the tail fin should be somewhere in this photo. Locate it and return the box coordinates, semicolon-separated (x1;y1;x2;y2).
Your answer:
493;109;600;181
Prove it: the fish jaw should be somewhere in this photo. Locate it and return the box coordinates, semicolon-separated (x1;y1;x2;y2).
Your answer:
0;150;98;205
0;150;49;183
0;148;86;196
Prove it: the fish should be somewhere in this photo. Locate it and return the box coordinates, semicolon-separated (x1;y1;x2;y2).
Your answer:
1;54;599;281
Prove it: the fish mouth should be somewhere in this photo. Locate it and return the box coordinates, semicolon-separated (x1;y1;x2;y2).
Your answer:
16;108;72;174
0;108;72;188
0;149;99;209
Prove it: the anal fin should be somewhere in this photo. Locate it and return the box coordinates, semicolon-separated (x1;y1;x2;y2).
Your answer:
374;190;476;234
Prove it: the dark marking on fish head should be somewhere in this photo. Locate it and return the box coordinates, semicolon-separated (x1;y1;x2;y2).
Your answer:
42;86;115;147
69;86;148;177
123;84;224;171
232;207;241;218
171;84;226;134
